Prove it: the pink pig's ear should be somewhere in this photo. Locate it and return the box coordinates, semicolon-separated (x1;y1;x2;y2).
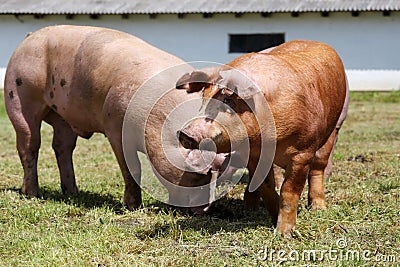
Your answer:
218;69;259;99
176;70;212;93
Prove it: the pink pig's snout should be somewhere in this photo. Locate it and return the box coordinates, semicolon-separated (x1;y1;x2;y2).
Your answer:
177;129;199;150
178;118;229;153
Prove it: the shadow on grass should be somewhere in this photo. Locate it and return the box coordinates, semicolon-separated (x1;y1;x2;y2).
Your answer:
46;188;126;213
6;186;125;214
182;199;274;233
135;197;275;238
6;186;274;235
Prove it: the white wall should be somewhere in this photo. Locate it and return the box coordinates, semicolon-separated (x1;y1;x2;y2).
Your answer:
1;12;400;90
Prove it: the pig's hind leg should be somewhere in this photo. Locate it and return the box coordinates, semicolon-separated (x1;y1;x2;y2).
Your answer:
307;130;337;210
44;111;79;195
4;75;47;197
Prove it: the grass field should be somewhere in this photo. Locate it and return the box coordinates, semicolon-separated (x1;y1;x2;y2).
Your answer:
0;90;399;266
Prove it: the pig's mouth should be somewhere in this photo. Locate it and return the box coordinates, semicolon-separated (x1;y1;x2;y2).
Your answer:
182;149;225;215
177;129;241;214
189;169;218;215
186;151;245;215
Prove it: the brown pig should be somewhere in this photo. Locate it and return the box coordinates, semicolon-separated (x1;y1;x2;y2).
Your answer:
176;40;348;237
4;25;230;211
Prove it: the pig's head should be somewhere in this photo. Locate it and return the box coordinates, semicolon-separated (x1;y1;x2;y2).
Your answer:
176;67;261;154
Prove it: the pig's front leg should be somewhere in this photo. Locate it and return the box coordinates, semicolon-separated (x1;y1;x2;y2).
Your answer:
276;153;312;238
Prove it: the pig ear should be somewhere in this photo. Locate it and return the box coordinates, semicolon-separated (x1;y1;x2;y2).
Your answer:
176;70;212;93
219;70;259;99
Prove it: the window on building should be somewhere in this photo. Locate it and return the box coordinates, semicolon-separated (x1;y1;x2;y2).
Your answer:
229;33;285;53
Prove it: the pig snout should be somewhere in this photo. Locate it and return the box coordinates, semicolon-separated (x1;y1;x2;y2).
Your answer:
178;118;214;149
178;118;230;153
177;129;199;150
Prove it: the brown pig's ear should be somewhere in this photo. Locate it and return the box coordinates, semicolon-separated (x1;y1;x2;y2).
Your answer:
176;70;212;93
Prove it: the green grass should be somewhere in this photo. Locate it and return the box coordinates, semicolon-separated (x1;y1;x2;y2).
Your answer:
1;90;399;266
349;91;400;103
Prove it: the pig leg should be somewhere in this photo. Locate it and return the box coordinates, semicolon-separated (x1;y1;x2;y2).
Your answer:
323;146;334;180
257;168;280;224
243;147;264;208
107;133;142;210
276;153;313;237
325;85;348;180
44;111;79;195
244;157;262;209
273;164;284;189
324;127;342;180
244;187;261;209
308;130;336;209
245;158;280;224
5;84;47;197
15;118;43;197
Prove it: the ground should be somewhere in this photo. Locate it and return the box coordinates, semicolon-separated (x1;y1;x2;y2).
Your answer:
0;91;399;266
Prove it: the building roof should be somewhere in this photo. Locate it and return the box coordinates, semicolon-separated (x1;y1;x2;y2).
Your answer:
1;0;399;15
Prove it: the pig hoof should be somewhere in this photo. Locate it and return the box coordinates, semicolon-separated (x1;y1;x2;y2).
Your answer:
275;223;295;239
21;186;40;198
124;197;142;211
309;199;327;210
61;185;79;195
125;202;142;211
308;198;326;210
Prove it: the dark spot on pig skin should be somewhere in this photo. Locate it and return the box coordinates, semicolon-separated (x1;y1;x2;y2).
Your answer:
49;91;54;99
60;79;66;87
51;104;58;111
8;91;14;99
51;74;55;85
16;78;22;86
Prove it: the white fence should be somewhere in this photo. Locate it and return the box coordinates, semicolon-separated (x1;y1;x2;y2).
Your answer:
1;68;5;89
346;70;400;91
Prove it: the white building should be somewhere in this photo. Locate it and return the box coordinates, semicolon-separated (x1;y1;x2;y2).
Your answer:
1;0;400;90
